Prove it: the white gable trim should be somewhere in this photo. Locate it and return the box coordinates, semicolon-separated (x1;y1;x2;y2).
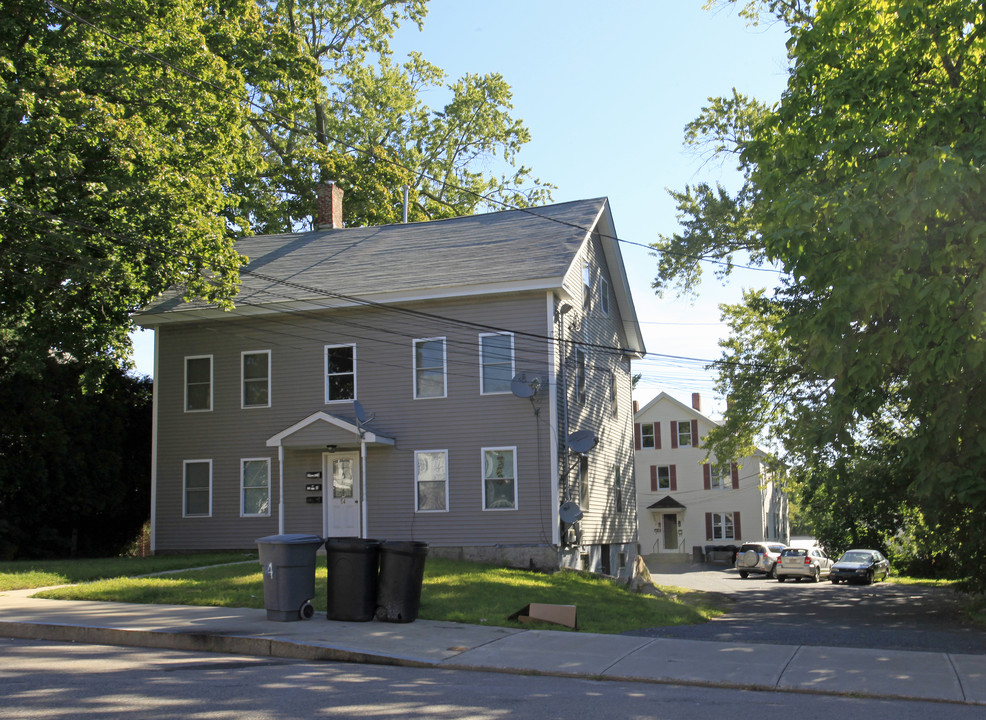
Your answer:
266;411;395;448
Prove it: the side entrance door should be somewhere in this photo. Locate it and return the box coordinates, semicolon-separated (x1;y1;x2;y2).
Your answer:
662;513;678;551
322;452;361;538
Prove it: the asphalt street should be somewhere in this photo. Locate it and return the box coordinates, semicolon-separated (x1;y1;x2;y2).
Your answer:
637;564;986;654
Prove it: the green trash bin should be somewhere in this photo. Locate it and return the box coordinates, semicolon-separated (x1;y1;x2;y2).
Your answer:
325;537;381;621
375;541;428;623
256;534;324;622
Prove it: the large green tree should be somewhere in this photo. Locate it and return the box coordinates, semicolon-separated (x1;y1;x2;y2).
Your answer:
655;0;986;586
0;0;290;381
235;0;552;232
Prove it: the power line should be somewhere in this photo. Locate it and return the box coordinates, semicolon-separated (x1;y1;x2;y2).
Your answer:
42;0;785;279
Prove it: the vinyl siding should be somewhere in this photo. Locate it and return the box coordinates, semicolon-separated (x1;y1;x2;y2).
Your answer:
153;292;560;550
557;232;637;547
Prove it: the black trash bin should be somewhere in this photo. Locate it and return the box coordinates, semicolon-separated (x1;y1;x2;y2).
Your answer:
256;534;324;622
325;537;381;621
375;541;428;623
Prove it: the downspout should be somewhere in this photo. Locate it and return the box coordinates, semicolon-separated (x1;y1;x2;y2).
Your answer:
278;445;285;534
360;438;368;539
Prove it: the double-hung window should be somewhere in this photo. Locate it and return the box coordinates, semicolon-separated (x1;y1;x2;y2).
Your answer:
710;464;728;489
241;458;270;517
640;423;656;449
242;350;271;408
482;447;517;510
415;450;448;512
183;460;212;517
479;332;513;394
414;338;446;399
654;465;671;491
579;456;590;509
325;344;356;402
676;420;692;447
711;512;734;540
185;356;212;412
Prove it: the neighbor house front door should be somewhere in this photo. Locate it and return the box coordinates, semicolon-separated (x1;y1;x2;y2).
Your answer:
663;513;678;551
322;452;360;537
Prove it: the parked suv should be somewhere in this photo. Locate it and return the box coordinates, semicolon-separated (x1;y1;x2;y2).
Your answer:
734;542;786;578
776;546;833;582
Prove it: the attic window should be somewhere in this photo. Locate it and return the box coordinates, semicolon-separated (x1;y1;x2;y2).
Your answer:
600;276;610;315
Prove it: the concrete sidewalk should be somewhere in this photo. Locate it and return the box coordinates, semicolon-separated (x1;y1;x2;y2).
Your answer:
1;587;984;705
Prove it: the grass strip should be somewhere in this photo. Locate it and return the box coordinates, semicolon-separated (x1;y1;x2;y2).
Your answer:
33;557;729;634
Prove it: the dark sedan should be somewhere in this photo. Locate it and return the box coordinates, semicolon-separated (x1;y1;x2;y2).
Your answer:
830;549;890;585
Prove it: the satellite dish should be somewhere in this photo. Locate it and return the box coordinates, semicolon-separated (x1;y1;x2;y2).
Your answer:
560;500;583;524
510;372;541;399
567;429;598;454
353;400;373;425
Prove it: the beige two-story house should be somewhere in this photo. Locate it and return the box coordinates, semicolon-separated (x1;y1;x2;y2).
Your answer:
136;189;646;578
634;392;788;565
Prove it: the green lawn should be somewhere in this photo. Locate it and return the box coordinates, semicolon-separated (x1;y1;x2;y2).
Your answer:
12;556;729;634
0;553;257;591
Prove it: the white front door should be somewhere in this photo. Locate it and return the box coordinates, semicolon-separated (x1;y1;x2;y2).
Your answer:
323;452;360;538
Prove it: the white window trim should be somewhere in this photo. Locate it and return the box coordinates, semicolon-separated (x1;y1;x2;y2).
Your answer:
656;465;671;491
712;512;735;540
640;423;655;449
182;459;212;518
479;332;515;395
709;463;731;490
481;446;518;511
241;349;271;409
324;343;357;404
676;420;692;447
414;449;449;513
413;337;447;399
240;457;271;518
184;355;213;413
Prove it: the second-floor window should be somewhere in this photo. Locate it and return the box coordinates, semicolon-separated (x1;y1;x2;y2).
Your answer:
184;356;212;412
710;464;728;489
242;350;270;408
325;344;356;402
676;420;692;447
653;465;671;491
414;338;446;399
579;456;590;509
640;423;656;448
614;464;622;513
480;332;513;394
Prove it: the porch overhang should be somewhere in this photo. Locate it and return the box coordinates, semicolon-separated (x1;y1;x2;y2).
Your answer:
647;496;686;510
266;411;395;449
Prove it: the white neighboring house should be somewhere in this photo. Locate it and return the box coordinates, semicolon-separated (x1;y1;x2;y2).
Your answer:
633;392;789;564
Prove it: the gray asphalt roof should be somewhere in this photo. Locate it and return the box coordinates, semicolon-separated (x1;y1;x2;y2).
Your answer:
139;198;608;316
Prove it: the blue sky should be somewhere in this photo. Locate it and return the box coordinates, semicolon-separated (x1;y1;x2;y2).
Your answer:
132;1;790;415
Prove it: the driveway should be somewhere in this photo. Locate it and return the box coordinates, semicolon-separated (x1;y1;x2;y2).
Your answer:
634;563;986;655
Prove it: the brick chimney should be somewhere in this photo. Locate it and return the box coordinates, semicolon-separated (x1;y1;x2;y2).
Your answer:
316;182;344;230
633;400;639;413
691;393;701;412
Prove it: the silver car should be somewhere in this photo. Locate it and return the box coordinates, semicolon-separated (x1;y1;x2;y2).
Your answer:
734;542;787;579
776;546;833;582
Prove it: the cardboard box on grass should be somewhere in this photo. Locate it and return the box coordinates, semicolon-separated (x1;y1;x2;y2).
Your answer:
508;603;577;629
